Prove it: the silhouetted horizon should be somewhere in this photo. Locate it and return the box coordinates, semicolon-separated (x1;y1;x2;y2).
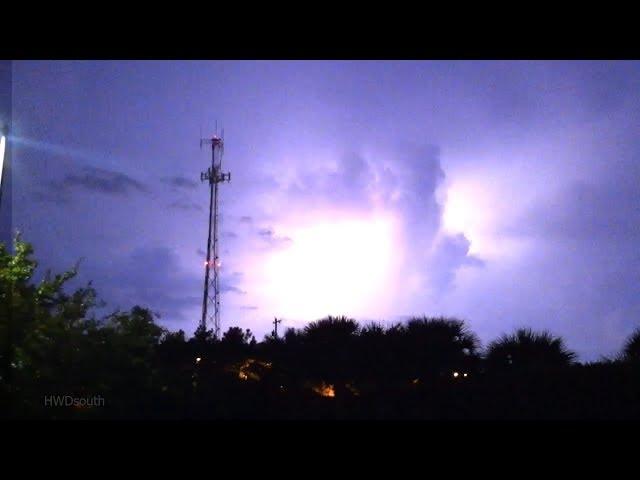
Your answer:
3;236;640;419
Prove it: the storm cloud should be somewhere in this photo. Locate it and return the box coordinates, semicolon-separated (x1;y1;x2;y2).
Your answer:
10;60;640;359
61;166;148;196
161;176;198;190
169;199;203;211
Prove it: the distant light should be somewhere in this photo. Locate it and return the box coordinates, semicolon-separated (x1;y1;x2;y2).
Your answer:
195;357;201;363
204;261;208;267
453;372;459;378
312;383;335;398
463;373;468;377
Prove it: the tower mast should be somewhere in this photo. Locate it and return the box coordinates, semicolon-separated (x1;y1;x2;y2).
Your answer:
200;130;230;338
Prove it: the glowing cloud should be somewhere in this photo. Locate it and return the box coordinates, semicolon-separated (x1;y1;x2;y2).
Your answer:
442;180;490;253
257;214;398;321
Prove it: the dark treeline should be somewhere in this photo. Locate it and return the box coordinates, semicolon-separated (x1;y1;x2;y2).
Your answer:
2;237;640;419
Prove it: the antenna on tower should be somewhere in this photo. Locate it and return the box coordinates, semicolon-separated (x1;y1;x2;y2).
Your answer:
199;126;231;338
272;317;282;339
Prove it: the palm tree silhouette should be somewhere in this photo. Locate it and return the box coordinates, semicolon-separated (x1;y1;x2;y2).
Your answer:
621;328;640;364
299;316;359;392
303;315;359;342
402;317;481;380
486;328;576;372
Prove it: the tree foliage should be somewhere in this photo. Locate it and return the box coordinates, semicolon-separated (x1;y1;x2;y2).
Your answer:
622;328;640;364
3;236;640;419
0;235;164;418
485;328;576;372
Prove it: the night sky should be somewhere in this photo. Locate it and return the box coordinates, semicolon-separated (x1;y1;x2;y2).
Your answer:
8;61;640;360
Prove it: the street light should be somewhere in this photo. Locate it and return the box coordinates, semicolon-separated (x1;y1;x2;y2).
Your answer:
0;132;6;208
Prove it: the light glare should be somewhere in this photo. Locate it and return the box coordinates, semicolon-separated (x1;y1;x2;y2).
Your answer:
0;136;5;192
259;215;397;320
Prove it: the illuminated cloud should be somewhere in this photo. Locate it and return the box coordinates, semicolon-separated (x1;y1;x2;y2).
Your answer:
12;60;640;360
257;227;292;247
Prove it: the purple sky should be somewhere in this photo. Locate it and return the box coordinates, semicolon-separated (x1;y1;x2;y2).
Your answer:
9;60;640;360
